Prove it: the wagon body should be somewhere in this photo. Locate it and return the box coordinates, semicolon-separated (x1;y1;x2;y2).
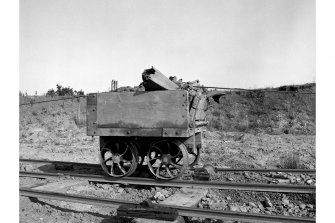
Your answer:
86;78;209;180
87;90;206;138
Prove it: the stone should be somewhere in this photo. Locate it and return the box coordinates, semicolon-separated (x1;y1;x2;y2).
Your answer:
305;179;313;185
133;188;204;223
240;206;248;212
248;202;257;208
161;188;208;207
288;176;296;183
160;189;170;198
282;198;290;206
279;172;288;179
117;188;124;193
299;204;306;210
243;172;251;179
154;192;165;201
229;205;240;212
277;179;290;184
97;184;110;190
227;177;233;181
263;197;273;208
203;164;216;175
226;196;231;201
272;172;288;179
249;208;260;213
306;204;314;209
269;180;277;184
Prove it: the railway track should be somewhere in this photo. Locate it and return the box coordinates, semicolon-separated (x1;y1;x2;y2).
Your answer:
20;158;316;222
20;158;316;193
20;187;315;223
20;158;316;174
211;167;315;174
20;171;315;194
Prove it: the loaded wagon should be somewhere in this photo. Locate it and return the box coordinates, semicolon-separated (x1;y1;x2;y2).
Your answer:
87;67;223;180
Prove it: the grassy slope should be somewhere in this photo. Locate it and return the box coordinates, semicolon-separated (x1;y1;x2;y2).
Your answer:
206;83;315;135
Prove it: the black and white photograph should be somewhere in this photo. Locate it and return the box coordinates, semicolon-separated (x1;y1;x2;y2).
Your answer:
5;0;325;222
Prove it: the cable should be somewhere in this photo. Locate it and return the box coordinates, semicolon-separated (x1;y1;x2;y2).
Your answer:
194;86;315;94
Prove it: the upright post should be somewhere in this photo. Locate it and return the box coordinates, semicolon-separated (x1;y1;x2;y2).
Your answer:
111;80;118;91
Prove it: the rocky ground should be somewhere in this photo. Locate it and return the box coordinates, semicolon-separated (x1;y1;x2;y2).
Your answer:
19;97;316;223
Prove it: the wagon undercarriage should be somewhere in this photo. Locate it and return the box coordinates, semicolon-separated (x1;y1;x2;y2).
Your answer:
99;134;202;180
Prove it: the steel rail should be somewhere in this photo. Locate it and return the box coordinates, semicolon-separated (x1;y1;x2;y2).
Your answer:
213;168;316;174
20;171;315;194
20;187;315;223
19;158;99;167
20;187;136;207
20;158;316;174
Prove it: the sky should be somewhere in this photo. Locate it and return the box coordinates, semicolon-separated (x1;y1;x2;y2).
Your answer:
20;0;315;95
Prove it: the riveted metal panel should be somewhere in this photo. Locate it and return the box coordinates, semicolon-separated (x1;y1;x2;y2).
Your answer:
87;90;190;137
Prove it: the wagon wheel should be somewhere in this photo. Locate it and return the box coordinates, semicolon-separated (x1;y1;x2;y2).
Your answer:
100;140;139;177
147;140;188;180
188;145;201;167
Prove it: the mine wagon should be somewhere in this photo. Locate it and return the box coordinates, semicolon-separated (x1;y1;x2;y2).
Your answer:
87;67;222;180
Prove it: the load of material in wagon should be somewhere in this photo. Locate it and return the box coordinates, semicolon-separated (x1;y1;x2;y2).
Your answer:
140;66;209;125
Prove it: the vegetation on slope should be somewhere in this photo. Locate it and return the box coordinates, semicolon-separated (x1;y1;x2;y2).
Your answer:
206;83;315;135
